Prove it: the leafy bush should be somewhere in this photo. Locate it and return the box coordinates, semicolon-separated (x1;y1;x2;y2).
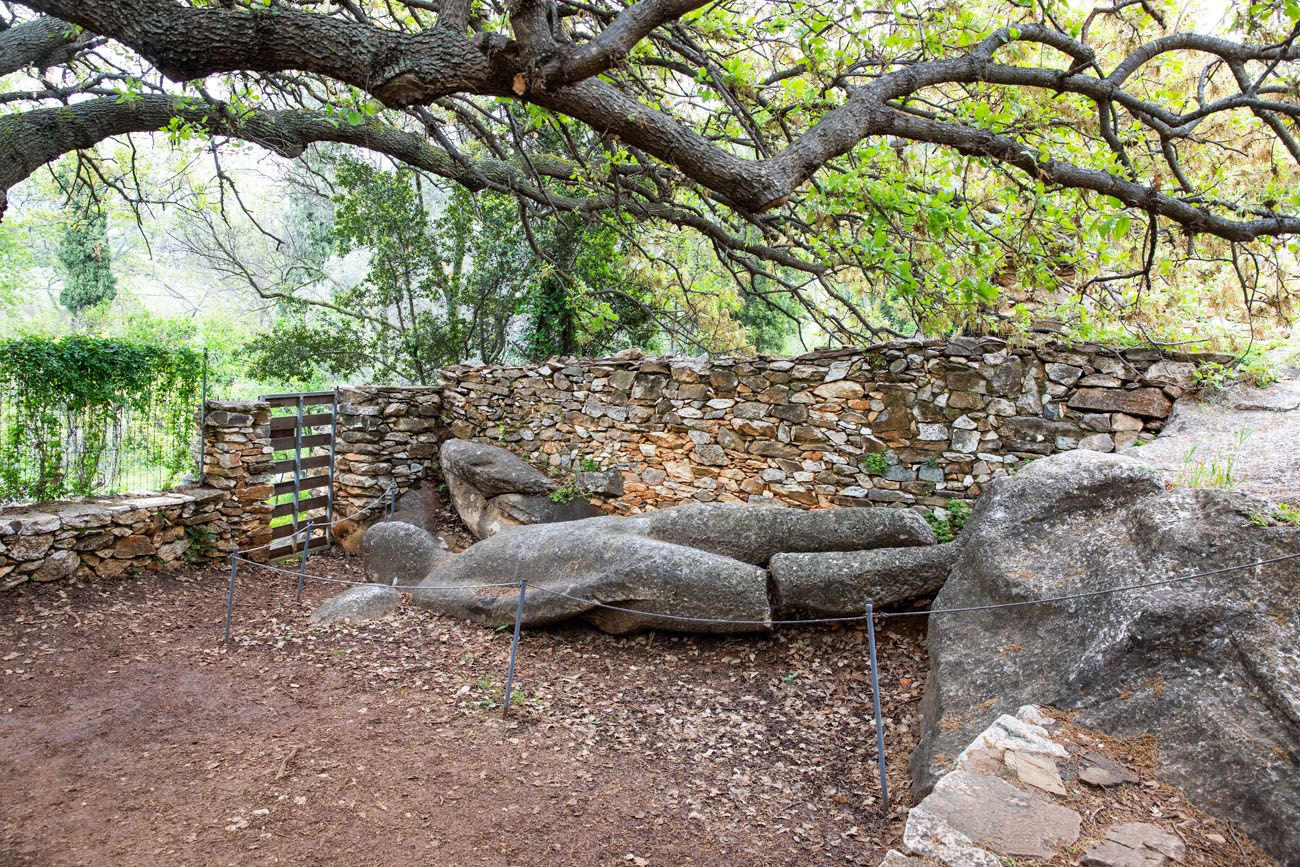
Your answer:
548;457;603;503
860;452;889;475
1194;349;1280;391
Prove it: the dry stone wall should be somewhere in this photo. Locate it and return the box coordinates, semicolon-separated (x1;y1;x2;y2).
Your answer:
0;398;278;589
201;400;275;554
0;489;230;590
439;338;1221;512
333;386;444;520
2;338;1226;589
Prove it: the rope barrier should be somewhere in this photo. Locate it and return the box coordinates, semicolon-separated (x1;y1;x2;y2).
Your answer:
230;555;519;592
226;549;1300;634
526;584;872;626
875;551;1300;618
219;528;1300;816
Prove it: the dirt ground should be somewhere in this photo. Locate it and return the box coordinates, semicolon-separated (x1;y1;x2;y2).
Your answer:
0;553;930;866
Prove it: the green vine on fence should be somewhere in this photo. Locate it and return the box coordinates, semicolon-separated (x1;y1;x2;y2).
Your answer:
0;335;202;502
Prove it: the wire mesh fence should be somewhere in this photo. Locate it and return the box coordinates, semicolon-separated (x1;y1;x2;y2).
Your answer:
0;340;205;505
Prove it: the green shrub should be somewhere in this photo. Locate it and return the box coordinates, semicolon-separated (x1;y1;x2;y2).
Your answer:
925;500;971;543
860;452;888;475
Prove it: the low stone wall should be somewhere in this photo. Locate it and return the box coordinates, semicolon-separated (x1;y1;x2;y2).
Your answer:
439;338;1220;511
0;488;229;591
2;338;1227;588
1;399;280;591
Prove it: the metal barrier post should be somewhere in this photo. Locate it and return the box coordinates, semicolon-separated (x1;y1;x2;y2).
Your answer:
223;553;238;644
295;520;313;601
502;579;528;718
866;602;889;812
197;348;208;482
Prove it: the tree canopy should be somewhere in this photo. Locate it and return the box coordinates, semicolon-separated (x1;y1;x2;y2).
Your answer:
0;0;1298;345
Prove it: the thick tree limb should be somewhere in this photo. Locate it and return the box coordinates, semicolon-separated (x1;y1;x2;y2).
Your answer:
11;0;500;103
6;0;1299;249
0;14;79;75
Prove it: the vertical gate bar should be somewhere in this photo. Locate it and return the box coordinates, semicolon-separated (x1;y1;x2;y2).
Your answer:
866;603;890;813
502;579;528;718
295;519;313;601
223;553;238;644
325;388;337;545
292;394;304;552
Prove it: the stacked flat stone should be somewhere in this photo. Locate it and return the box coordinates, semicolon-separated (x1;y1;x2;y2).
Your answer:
202;400;275;554
333;385;443;521
0;489;229;589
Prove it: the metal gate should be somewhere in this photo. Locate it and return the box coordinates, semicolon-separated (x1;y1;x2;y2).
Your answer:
262;390;336;561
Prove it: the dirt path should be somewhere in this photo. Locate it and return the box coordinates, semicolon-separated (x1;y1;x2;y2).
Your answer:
0;554;927;866
1132;374;1300;506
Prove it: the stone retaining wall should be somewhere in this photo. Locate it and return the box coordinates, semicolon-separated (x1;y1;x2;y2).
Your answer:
1;399;279;590
2;338;1225;588
1;488;230;591
439;338;1220;512
333;386;443;521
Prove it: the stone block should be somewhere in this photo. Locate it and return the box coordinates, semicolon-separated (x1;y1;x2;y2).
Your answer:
813;380;865;399
1068;387;1172;419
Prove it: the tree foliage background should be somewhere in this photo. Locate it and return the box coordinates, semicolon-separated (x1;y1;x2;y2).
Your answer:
0;0;1298;387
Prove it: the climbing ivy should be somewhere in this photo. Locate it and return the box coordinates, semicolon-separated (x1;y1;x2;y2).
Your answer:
0;336;202;502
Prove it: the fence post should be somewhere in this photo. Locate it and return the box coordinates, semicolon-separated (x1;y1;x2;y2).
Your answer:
223;553;238;644
502;579;528;718
197;348;208;483
866;602;889;813
326;388;337;545
295;519;313;601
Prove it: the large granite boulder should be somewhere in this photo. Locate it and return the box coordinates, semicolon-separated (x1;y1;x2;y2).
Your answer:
411;517;771;635
362;520;455;587
770;542;962;617
910;449;1300;864
616;502;935;566
411;502;951;634
439;438;602;539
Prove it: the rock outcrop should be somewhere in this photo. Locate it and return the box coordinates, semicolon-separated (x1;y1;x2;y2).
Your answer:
310;584;399;624
910;449;1300;864
886;705;1210;867
439;439;602;539
1131;373;1300;507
